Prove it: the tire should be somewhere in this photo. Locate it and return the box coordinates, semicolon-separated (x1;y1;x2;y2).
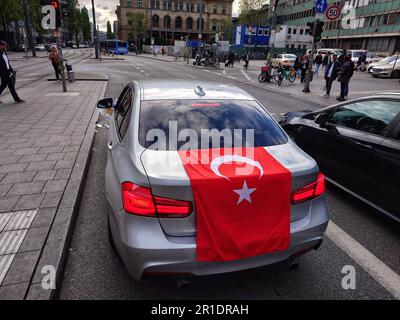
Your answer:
277;77;283;86
391;70;400;79
288;75;296;83
258;72;266;83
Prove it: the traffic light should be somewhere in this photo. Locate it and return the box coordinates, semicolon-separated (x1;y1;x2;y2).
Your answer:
314;20;325;42
51;0;59;10
306;20;325;43
306;22;314;35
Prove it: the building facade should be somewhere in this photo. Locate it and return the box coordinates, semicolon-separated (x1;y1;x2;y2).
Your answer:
116;0;234;44
270;0;400;55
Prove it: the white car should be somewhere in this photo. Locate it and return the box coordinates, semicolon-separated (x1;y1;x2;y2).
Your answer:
368;56;398;73
35;44;46;51
370;59;400;78
271;54;297;68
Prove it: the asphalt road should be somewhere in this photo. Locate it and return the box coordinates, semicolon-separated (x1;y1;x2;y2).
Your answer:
57;54;399;299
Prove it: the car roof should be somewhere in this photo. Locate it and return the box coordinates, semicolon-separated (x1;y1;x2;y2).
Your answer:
136;80;255;101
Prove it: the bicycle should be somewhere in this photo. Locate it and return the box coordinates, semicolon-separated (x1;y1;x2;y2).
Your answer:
273;64;296;86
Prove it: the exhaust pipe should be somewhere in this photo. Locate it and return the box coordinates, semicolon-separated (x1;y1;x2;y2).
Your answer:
177;279;191;290
288;257;299;271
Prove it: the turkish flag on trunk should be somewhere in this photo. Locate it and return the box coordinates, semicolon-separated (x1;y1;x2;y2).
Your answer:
178;147;291;262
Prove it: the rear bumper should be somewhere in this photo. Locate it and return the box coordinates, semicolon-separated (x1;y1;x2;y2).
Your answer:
109;197;329;280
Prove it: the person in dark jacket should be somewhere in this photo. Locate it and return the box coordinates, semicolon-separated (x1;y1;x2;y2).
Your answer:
314;53;323;76
322;52;330;69
324;54;340;98
294;55;302;78
300;55;309;83
337;55;354;101
0;41;24;104
228;51;235;67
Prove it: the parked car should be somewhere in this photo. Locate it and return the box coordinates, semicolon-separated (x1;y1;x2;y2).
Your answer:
12;44;27;52
96;80;329;280
316;48;344;57
271;53;297;68
370;59;400;78
367;55;398;73
280;94;400;222
347;50;378;70
34;43;46;51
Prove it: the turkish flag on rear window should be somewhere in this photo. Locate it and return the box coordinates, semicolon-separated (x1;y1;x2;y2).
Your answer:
178;147;291;262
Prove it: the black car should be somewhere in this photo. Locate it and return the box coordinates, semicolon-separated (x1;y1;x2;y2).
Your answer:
279;94;400;221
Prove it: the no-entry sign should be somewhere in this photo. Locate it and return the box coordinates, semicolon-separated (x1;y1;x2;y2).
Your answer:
326;4;342;21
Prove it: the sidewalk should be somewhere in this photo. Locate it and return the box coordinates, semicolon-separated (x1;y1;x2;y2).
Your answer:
0;76;107;299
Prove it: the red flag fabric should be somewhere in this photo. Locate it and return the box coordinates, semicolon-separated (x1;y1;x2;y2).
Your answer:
178;147;291;262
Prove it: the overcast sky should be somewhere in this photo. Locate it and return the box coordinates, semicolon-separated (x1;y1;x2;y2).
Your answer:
79;0;240;31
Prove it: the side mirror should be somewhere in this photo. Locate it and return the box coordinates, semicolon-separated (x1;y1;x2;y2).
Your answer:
314;113;328;128
97;98;113;109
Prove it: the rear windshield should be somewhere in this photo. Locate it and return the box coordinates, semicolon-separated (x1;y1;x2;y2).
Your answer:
139;100;287;150
284;54;297;59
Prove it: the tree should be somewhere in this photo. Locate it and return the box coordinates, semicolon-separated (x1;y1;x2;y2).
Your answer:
127;12;147;54
106;21;114;40
67;0;81;46
238;0;267;14
80;6;91;42
219;18;234;42
0;0;23;43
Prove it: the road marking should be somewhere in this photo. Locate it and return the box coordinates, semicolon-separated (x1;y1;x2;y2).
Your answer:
145;73;150;77
240;70;253;82
140;70;145;73
326;221;400;299
222;69;227;75
185;73;199;79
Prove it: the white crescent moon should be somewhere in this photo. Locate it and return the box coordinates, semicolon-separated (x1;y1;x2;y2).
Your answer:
210;155;264;180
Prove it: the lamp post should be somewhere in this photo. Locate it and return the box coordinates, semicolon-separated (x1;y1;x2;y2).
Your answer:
91;0;99;59
22;0;36;57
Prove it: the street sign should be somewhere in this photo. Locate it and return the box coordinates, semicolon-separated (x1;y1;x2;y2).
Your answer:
315;0;328;14
326;4;342;21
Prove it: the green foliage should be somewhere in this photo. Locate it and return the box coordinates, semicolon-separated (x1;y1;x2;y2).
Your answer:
80;6;91;42
127;12;147;40
106;20;114;39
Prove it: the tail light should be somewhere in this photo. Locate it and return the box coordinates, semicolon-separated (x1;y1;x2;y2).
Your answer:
121;182;192;217
291;173;325;204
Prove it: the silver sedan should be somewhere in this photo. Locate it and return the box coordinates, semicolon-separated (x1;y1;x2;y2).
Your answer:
96;80;329;280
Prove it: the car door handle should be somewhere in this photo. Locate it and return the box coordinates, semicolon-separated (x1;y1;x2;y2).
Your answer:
355;142;373;151
107;141;113;151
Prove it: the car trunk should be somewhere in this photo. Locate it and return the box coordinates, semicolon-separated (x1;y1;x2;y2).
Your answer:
140;143;318;237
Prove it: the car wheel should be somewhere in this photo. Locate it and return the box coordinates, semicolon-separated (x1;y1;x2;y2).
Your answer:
391;70;400;79
372;75;378;78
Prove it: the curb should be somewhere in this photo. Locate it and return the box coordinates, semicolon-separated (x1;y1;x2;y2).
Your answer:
24;80;108;300
128;53;176;63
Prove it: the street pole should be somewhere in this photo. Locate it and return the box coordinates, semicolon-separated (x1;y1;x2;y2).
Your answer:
91;0;99;59
303;20;318;93
335;0;345;48
58;1;67;92
22;0;36;57
150;1;154;55
199;0;203;56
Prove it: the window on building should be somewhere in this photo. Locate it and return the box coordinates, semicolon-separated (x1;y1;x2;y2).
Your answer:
186;17;193;30
288;28;292;34
299;29;304;35
175;16;182;29
136;0;142;8
127;0;132;7
152;15;159;28
164;15;171;28
292;29;297;34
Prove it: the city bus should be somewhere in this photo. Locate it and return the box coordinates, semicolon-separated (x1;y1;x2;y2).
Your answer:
100;40;129;55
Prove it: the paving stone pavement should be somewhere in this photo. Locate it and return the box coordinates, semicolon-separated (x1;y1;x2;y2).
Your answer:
0;77;107;299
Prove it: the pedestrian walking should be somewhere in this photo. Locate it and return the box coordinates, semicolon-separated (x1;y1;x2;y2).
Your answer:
324;54;340;98
357;52;366;71
314;52;323;77
294;54;302;78
337;55;354;101
0;40;24;104
322;52;330;69
243;52;250;70
300;55;309;83
49;46;61;81
228;51;235;67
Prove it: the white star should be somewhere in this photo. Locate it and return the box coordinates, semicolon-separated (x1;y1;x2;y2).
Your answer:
233;181;257;205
